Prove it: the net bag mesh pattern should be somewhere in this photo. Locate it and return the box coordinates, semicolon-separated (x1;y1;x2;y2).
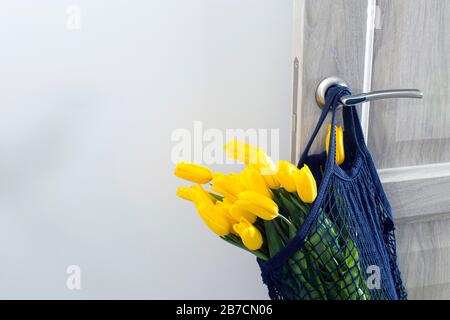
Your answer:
257;87;406;300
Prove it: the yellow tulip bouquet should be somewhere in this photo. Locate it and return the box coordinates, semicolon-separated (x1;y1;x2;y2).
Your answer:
174;126;370;299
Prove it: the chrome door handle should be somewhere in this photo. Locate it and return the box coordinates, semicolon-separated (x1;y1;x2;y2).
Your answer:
315;76;423;109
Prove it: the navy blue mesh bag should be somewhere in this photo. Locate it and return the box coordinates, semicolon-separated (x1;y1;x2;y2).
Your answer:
257;86;407;300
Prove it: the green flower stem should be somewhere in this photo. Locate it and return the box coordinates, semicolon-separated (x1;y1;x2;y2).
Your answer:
264;220;285;258
278;214;294;229
272;220;289;245
272;190;370;300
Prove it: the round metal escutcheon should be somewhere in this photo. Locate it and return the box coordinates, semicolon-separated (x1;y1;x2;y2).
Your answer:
315;76;349;108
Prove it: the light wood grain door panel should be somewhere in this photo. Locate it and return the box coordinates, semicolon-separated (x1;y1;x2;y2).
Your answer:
396;215;450;299
293;0;450;299
368;0;450;169
369;0;450;299
292;0;369;163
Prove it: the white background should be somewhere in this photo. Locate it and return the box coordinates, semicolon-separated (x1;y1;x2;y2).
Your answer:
0;0;293;298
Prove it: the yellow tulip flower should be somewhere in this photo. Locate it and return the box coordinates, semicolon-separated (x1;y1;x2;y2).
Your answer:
235;191;278;220
224;141;275;168
224;141;280;189
229;204;257;224
174;162;213;184
261;172;281;189
196;203;231;237
233;218;263;251
248;164;280;189
241;167;273;198
215;202;239;226
220;197;235;207
293;164;317;203
189;184;215;208
215;199;230;209
276;160;299;192
212;172;225;178
325;124;345;165
176;187;192;201
211;173;246;202
211;185;235;202
187;185;231;236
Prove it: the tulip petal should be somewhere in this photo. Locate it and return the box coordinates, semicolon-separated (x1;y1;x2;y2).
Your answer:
229;205;257;224
325;125;345;166
234;199;278;221
276;160;298;192
294;165;317;204
211;173;246;201
176;187;192;201
224;140;275;169
174;162;213;184
197;204;230;236
189;184;215;208
233;218;263;251
241;167;273;198
238;191;279;214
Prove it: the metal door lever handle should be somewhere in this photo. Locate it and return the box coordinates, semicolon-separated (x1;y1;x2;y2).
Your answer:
315;77;423;108
340;89;423;105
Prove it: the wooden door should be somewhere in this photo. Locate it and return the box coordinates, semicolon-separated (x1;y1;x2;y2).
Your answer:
292;0;450;299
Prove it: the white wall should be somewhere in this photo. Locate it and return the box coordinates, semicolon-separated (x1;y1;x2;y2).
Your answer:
0;0;293;299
